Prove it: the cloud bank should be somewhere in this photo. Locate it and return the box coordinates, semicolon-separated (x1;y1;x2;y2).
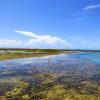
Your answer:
0;31;96;49
15;30;73;48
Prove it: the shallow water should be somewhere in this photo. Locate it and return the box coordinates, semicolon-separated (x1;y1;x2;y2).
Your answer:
0;52;99;71
69;52;100;62
0;52;100;84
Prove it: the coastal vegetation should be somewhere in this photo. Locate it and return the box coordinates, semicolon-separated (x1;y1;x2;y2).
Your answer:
0;48;69;60
0;72;100;100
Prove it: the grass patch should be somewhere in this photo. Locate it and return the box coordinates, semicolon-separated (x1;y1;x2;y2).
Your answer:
0;49;70;60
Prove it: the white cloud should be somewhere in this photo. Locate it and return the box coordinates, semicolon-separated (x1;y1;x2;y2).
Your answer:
84;4;100;11
0;39;22;47
15;31;37;38
15;30;73;48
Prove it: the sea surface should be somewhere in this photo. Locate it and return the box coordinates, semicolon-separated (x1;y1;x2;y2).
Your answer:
69;52;100;63
0;52;100;84
0;52;100;71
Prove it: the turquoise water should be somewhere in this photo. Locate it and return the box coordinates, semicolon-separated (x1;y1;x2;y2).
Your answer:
69;52;100;63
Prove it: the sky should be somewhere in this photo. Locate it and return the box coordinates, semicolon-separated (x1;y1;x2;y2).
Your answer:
0;0;100;49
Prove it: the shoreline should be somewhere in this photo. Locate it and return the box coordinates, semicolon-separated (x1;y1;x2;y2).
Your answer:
0;49;76;61
1;48;100;61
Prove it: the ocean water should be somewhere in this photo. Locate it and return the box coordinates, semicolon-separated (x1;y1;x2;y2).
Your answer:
0;52;100;69
0;52;100;84
69;52;100;63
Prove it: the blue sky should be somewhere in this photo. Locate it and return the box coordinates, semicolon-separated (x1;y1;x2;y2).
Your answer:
0;0;100;49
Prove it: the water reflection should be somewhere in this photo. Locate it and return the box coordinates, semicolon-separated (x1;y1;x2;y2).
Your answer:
0;53;100;84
